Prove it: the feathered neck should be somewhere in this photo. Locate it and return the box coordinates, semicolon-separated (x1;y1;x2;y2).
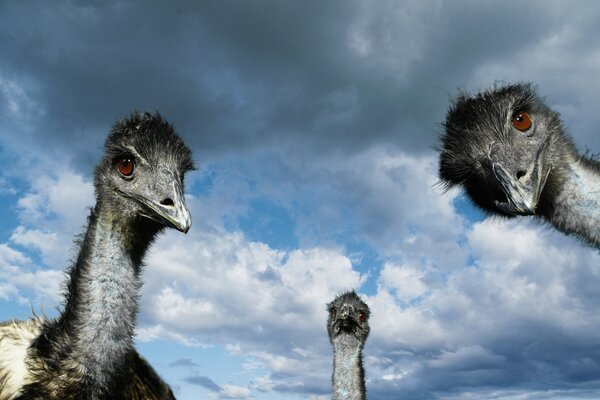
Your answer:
545;154;600;247
31;203;160;398
332;335;366;400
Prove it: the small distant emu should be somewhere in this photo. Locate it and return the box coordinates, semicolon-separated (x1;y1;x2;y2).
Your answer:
439;83;600;247
327;291;370;400
0;112;194;399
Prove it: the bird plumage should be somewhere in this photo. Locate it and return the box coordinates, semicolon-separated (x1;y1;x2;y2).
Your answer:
0;112;193;400
439;83;600;247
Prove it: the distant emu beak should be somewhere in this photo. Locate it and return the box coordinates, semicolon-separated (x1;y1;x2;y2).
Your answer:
489;141;551;215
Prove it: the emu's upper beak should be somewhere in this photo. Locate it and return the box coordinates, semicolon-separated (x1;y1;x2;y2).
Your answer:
334;304;358;334
490;141;551;216
134;168;192;233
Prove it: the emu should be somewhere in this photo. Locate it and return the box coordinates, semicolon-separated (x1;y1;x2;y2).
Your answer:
327;291;370;400
439;83;600;247
0;112;194;399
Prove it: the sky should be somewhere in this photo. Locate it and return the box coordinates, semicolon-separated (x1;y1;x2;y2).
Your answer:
1;1;600;399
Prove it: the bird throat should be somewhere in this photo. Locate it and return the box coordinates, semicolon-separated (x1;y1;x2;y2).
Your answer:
551;159;600;247
332;335;366;400
63;207;150;389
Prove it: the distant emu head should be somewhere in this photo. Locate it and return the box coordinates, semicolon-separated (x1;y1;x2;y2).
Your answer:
327;291;370;345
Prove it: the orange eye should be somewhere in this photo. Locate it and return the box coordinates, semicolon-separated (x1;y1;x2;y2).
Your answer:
512;112;532;132
359;311;366;322
117;157;135;176
331;308;337;319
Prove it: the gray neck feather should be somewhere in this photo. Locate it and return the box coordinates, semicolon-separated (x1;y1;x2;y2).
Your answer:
550;158;600;247
332;336;366;400
67;208;144;387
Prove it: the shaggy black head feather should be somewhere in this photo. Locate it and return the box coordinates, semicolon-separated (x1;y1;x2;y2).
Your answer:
439;83;574;216
327;290;370;344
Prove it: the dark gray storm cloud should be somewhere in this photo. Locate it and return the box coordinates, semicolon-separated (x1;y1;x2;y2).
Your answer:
169;358;200;368
3;0;599;171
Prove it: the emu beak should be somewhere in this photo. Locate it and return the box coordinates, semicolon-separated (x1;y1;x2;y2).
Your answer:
134;168;192;233
335;305;358;333
490;142;551;215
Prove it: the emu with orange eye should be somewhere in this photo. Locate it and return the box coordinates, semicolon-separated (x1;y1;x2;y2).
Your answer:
117;156;135;177
512;111;532;132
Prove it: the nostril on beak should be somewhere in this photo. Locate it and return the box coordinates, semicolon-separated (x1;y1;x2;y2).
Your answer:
160;198;175;207
516;170;526;180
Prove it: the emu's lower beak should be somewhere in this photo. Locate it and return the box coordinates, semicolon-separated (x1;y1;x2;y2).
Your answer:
491;143;551;216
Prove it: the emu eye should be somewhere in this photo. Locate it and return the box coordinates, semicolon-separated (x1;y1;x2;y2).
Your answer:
512;112;532;132
117;157;135;177
359;311;366;322
331;308;337;319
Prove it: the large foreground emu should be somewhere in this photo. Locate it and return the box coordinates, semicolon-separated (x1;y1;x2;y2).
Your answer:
327;291;370;400
439;83;600;247
0;112;194;400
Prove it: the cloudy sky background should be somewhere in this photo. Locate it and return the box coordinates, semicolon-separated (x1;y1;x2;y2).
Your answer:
1;1;600;399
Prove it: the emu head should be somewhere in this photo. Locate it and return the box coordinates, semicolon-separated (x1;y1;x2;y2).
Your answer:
94;112;194;233
439;83;565;216
327;291;370;345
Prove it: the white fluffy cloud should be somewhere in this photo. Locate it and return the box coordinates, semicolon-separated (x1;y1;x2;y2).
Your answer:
142;217;365;345
361;218;600;398
378;262;428;301
12;168;94;268
0;243;62;306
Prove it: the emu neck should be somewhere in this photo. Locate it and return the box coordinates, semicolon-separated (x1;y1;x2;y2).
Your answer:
548;158;600;247
59;205;154;388
332;336;366;400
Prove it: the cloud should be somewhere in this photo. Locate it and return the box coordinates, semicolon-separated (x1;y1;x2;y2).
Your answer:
0;166;92;309
360;218;600;398
141;221;365;345
3;0;596;169
428;345;506;370
185;375;222;392
0;243;63;306
184;375;252;400
10;167;93;269
378;263;428;302
169;358;201;368
0;175;16;195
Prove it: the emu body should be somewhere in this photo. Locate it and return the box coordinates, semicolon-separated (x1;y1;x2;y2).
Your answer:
0;112;193;399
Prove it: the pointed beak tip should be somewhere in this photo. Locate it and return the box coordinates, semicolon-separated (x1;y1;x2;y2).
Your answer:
174;213;192;234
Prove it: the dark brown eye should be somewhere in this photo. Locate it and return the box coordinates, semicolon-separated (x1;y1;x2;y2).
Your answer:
512;112;532;132
359;311;366;322
331;308;337;319
117;157;135;177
